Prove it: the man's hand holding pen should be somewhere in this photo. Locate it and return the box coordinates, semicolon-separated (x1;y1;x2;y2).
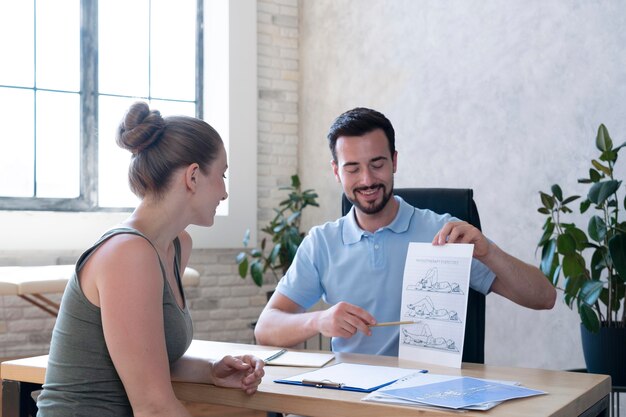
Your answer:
316;301;376;338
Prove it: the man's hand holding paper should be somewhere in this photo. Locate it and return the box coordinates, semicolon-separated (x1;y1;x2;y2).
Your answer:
432;221;491;258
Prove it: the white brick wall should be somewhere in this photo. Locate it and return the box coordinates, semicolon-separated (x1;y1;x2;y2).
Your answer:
0;0;299;358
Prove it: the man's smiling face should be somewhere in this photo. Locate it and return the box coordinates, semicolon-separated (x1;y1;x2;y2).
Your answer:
332;128;397;215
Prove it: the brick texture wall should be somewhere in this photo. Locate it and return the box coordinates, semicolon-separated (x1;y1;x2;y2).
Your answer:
0;0;299;358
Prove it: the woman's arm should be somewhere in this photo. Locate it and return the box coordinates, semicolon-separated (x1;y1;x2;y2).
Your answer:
95;236;192;417
171;354;265;395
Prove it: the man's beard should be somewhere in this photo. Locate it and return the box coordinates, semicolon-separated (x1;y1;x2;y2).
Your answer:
348;183;393;215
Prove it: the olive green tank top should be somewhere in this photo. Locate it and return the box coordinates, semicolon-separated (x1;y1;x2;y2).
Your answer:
37;227;193;416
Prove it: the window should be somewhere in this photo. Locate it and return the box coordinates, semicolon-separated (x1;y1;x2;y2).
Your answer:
0;0;257;250
0;0;201;211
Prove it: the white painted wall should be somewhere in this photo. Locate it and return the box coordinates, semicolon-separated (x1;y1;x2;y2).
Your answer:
298;0;626;371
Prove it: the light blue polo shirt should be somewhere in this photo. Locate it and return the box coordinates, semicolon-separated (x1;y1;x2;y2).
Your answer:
275;195;495;356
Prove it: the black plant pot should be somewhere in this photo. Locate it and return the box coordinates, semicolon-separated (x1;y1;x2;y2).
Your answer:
580;322;626;387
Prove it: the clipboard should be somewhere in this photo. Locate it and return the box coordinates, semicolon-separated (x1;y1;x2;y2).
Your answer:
275;362;426;393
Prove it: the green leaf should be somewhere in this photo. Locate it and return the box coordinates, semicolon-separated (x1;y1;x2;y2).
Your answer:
540;192;554;210
595;123;612;152
600;150;618;163
235;252;247;264
588;215;607;242
551;184;563;201
580;304;600;333
268;243;282;264
561;195;580;205
564;274;584;306
242;229;251;246
572;227;589;250
250;261;264;287
580;280;603;306
590;168;601;183
287;241;299;260
287;211;301;225
580;199;591;214
614;140;626;152
590;248;606;280
591;159;611;176
609;234;626;283
538;207;550;215
538;222;555;246
562;253;586;278
588;180;621;205
291;174;301;188
540;239;557;277
551;264;562;286
557;233;577;255
237;256;248;278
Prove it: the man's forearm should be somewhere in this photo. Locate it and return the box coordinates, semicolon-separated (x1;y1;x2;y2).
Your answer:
480;243;556;310
254;308;322;347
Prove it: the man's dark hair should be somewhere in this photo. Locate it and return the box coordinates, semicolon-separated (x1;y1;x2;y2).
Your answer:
327;107;395;162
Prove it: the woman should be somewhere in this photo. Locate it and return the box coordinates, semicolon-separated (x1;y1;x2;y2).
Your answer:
37;102;264;416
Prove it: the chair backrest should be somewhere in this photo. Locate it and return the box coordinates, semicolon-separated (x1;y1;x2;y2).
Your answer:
341;188;486;364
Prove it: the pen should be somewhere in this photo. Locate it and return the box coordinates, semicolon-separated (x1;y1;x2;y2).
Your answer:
264;348;287;363
369;320;417;327
301;379;344;389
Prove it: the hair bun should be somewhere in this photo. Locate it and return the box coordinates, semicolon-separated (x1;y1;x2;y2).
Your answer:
116;101;166;154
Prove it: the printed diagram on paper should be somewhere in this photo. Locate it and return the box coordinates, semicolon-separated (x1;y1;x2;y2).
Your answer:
399;243;474;368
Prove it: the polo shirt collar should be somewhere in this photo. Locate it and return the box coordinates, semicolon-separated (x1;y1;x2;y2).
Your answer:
342;195;414;244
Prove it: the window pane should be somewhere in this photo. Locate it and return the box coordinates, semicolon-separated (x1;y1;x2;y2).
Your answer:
36;91;80;198
99;0;149;97
0;1;34;87
151;0;196;100
149;99;195;118
98;96;141;208
36;0;80;91
0;88;34;197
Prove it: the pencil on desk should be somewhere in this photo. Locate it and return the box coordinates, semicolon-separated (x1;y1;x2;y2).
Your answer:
264;348;287;363
369;320;417;327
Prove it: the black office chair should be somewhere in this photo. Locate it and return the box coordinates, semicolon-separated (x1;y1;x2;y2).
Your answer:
341;188;486;364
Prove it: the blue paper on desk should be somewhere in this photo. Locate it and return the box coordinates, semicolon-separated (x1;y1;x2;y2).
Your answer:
380;376;545;409
275;362;426;393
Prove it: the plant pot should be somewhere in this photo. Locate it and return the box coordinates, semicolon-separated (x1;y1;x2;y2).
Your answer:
580;322;626;387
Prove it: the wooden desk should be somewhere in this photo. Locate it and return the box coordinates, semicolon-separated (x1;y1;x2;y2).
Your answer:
1;340;611;417
0;265;200;316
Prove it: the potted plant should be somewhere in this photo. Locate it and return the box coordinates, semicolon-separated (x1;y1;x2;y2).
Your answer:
537;123;626;385
236;174;319;289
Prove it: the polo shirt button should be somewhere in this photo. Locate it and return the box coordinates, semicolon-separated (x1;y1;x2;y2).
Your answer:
374;244;379;249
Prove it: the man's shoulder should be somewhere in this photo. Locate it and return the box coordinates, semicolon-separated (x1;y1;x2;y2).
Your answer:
402;205;455;237
411;206;453;223
308;216;345;238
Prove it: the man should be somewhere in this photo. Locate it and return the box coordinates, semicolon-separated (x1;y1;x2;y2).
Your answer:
255;107;556;356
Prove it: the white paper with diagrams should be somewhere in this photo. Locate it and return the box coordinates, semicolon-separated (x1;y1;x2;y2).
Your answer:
398;242;474;368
